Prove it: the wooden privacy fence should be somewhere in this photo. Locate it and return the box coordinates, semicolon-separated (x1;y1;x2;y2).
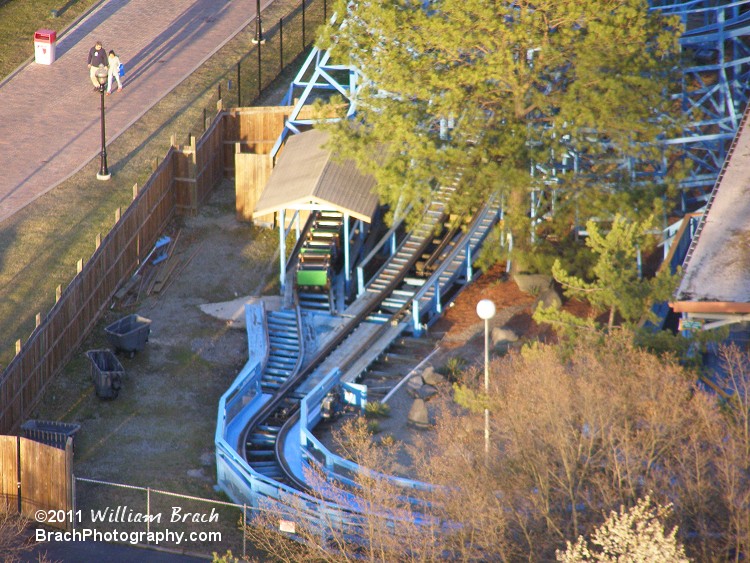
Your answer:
0;435;73;529
229;105;321;224
174;101;227;216
0;152;176;434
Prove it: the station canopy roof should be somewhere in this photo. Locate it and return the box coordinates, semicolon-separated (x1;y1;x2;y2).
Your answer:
253;128;380;223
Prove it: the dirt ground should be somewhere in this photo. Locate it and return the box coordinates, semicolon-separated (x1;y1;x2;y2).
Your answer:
32;178;587;555
34;181;279;554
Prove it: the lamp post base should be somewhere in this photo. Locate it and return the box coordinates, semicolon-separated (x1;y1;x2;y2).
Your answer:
96;172;111;181
251;38;266;45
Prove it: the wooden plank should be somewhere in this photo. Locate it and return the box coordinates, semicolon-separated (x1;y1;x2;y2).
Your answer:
235;153;273;223
0;436;18;511
19;437;70;529
150;256;182;294
114;274;141;300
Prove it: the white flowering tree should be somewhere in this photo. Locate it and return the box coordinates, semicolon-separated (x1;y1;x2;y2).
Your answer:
557;496;689;563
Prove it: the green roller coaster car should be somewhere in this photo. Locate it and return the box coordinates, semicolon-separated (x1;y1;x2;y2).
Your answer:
297;268;329;289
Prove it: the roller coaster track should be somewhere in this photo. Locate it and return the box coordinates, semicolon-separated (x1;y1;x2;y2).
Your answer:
216;189;501;534
275;196;503;496
649;1;750;199
239;191;449;489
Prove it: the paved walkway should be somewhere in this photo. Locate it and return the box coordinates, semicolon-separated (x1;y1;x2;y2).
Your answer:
0;0;266;225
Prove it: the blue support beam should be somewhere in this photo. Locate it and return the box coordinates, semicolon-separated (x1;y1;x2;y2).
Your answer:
343;213;351;291
649;1;750;199
270;39;362;161
279;208;286;292
357;267;364;296
434;280;441;314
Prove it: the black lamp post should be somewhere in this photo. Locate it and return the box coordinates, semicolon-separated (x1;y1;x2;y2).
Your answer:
252;0;265;44
95;64;111;181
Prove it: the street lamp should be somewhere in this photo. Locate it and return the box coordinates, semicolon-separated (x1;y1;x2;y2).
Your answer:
476;299;496;462
252;0;265;44
95;65;110;181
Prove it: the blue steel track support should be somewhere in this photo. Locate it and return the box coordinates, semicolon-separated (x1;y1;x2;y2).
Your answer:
650;1;750;201
269;36;362;161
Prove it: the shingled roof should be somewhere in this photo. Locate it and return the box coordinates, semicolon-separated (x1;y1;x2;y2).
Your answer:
253;129;380;223
670;104;750;315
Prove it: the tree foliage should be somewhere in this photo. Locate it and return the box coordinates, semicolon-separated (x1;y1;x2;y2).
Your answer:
321;0;683;263
557;496;689;563
546;214;679;330
243;337;750;561
447;334;747;560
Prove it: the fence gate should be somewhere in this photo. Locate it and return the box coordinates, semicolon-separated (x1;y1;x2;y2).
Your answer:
0;435;73;529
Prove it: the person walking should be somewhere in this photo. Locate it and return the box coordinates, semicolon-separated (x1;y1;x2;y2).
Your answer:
107;50;123;94
87;40;108;91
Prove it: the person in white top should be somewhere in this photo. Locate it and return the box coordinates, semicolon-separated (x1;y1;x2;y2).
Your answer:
107;50;123;94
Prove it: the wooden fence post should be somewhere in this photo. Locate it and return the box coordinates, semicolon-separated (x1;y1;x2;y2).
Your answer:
257;41;262;99
16;436;21;513
237;62;242;107
77;259;83;274
191;134;198;210
55;285;61;303
66;439;73;531
280;18;284;71
96;233;101;250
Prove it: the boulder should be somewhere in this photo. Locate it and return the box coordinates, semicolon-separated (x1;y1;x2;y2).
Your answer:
406;375;423;398
408;398;430;428
421;366;447;386
532;286;563;313
513;273;553;295
418;384;438;400
491;327;518;345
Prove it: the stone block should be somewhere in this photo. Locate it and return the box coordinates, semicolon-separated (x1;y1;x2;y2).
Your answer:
408;398;430;428
421;366;447;386
513;273;552;295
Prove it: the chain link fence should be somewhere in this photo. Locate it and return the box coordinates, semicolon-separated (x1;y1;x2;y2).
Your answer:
187;0;329;139
73;476;263;558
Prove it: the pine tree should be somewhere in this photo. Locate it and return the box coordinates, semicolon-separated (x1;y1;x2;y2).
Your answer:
321;0;683;257
549;214;678;330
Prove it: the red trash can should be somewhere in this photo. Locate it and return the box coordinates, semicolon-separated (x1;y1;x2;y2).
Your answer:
34;29;57;65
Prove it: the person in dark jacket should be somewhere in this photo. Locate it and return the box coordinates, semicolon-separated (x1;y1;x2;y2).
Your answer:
87;40;108;91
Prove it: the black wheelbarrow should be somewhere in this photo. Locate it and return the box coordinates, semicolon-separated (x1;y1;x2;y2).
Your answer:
21;419;81;450
86;349;125;399
104;314;151;358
